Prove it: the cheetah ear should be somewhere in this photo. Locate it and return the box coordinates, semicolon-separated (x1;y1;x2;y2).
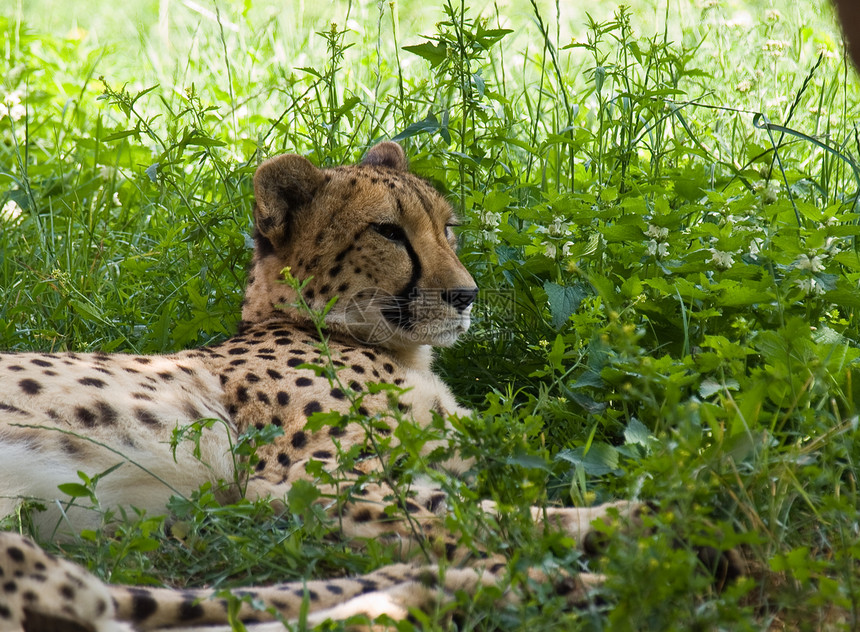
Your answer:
362;141;408;171
253;154;326;247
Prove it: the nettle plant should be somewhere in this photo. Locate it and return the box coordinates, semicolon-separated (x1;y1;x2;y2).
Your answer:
441;5;860;434
431;5;860;619
4;0;860;627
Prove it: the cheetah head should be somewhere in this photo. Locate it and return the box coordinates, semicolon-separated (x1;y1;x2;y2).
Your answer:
243;142;478;351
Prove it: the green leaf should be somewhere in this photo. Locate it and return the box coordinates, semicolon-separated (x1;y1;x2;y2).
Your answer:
823;284;860;309
624;418;654;447
58;483;93;498
698;379;722;398
544;281;587;328
333;96;361;121
286;479;321;514
402;41;448;67
547;334;566;371
473;26;513;48
601;224;643;242
184;136;227;147
714;283;774;307
594;66;606;93
304;410;345;433
556;443;619;476
505;453;551;472
101;128;140;142
145;163;160;182
70;299;104;323
392;112;440;141
127;537;160;553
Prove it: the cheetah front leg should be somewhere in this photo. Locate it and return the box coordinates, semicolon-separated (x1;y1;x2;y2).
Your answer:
245;469;465;562
246;459;642;565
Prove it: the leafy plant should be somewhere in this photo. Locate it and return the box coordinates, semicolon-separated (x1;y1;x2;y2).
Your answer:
3;0;860;628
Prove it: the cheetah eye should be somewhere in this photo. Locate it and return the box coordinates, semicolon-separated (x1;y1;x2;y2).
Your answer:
371;223;407;244
444;224;457;240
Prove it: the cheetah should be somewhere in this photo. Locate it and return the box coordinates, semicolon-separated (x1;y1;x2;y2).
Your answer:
0;142;652;630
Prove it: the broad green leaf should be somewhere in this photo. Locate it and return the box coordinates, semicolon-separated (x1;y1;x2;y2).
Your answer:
70;299;104;322
402;41;447;67
392;112;440;141
286;479;321;514
505;453;551;471
544;281;587;328
547;334;566;370
698;378;739;398
184;137;227;147
474;26;513;48
556;443;619;476
823;285;860;310
624;418;654;447
145;163;160;182
102;128;140;142
304;410;345;433
601;224;643;242
58;483;93;498
714;284;774;307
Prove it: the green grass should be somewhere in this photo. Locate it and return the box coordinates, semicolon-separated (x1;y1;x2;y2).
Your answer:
3;0;860;629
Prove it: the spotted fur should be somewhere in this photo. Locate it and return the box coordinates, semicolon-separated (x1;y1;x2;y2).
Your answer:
0;143;644;630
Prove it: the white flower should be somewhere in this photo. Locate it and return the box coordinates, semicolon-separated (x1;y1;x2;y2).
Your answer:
763;180;779;204
754;179;780;204
0;199;23;224
1;91;25;122
709;248;734;269
749;238;763;256
484;228;500;246
112;192;122;207
645;224;669;240
824;236;841;253
547;218;571;237
479;210;501;229
535;219;572;239
724;11;753;28
646;239;668;258
562;241;575;256
816;44;838;60
763;39;788;57
544;242;557;258
765;9;781;23
795;277;824;296
795;254;825;272
736;80;752;94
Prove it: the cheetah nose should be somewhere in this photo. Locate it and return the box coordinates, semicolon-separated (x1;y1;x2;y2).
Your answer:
443;287;478;312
